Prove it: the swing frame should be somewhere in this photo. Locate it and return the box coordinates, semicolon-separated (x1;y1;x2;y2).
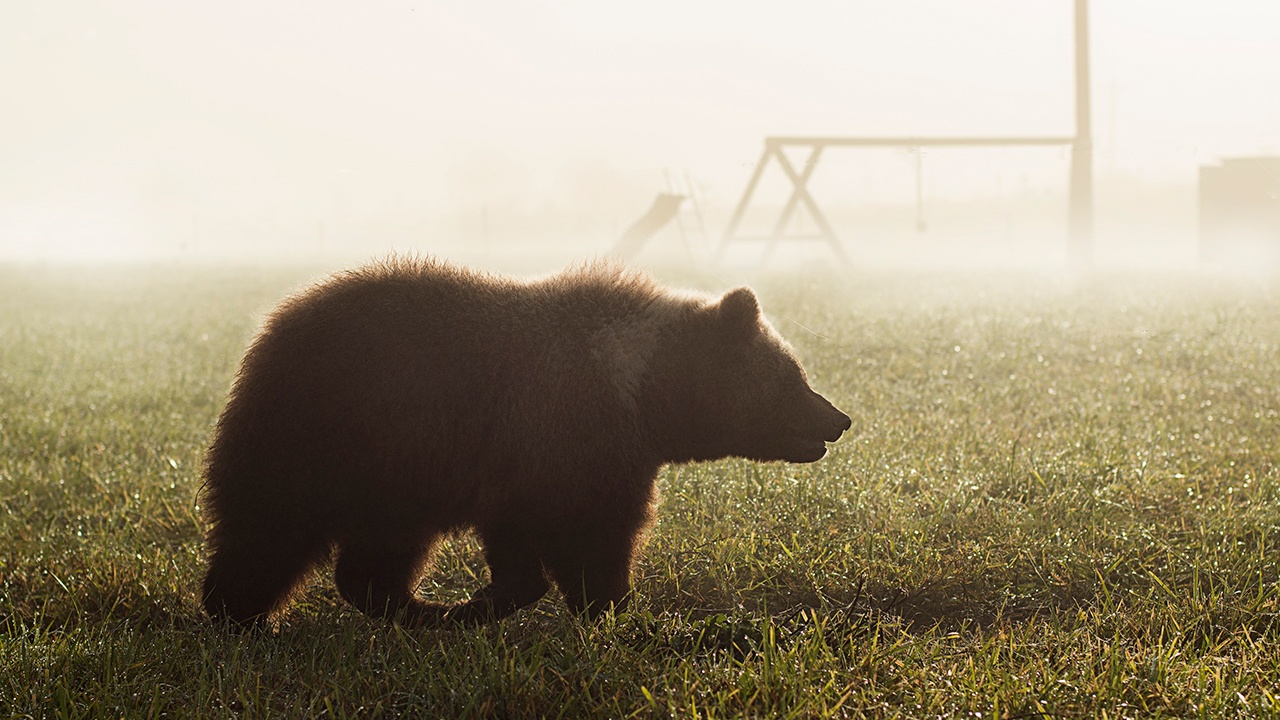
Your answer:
716;136;1076;265
716;0;1094;267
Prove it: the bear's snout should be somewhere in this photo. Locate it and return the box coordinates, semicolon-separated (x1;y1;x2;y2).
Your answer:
774;388;851;463
812;390;851;442
823;406;852;442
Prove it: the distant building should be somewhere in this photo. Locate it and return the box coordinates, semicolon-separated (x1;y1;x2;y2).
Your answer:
1199;157;1280;266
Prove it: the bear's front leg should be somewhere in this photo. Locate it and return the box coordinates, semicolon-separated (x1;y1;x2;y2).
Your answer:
442;526;550;625
334;532;451;628
543;523;639;620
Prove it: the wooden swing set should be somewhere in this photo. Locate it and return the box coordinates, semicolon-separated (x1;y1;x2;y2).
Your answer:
716;0;1095;268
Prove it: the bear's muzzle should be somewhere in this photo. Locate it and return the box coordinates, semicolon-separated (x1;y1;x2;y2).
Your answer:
783;388;851;463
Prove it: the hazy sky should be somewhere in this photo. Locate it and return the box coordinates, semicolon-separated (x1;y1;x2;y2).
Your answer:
3;1;1279;258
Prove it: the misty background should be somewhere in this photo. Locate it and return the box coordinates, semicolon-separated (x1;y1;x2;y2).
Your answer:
3;0;1278;268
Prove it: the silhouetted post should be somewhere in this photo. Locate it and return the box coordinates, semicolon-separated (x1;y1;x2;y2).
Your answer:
914;147;927;233
717;144;774;263
1068;0;1094;269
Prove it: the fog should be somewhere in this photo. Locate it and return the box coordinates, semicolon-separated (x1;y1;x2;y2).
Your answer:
2;1;1278;270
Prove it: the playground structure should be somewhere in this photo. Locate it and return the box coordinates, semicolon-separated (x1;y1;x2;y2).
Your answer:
608;171;710;261
608;194;686;260
716;0;1095;268
1199;156;1280;266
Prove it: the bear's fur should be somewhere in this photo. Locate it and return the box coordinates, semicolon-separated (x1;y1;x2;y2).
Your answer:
200;257;850;627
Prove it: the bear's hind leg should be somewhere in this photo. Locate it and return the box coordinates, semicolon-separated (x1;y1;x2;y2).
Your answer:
334;530;447;627
442;527;550;625
202;527;330;627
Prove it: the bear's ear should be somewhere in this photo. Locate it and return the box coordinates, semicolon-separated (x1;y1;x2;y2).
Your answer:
718;287;761;335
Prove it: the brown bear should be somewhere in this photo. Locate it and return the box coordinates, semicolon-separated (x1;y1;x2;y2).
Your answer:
200;256;850;627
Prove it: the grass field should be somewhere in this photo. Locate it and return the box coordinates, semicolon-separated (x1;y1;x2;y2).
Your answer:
1;262;1278;718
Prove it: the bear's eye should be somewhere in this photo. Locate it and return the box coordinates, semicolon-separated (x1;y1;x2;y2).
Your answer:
781;368;807;390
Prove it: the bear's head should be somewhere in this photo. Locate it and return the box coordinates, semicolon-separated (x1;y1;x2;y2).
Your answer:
660;286;852;464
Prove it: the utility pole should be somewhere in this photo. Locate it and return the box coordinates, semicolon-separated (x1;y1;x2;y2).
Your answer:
1068;0;1094;269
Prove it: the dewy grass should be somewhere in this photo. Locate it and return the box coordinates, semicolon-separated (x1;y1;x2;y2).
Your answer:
1;263;1278;718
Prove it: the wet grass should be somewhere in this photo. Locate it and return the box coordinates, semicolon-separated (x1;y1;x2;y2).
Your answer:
1;262;1278;718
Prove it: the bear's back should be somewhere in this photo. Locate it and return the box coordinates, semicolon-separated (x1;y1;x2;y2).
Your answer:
214;257;687;489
